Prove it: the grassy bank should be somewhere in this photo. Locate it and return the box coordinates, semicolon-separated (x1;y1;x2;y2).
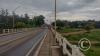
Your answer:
83;46;100;56
57;28;82;33
64;29;100;41
59;28;100;56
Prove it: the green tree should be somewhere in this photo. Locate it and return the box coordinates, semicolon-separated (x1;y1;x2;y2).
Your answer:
51;20;65;30
84;21;95;33
33;15;45;27
15;22;26;28
24;13;29;24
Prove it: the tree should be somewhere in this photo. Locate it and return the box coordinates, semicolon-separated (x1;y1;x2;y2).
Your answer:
0;9;44;29
84;21;95;33
0;9;9;29
51;20;65;30
24;13;29;24
15;22;26;28
33;15;45;27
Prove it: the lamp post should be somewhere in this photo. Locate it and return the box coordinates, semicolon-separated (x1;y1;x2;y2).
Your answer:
54;0;57;37
12;11;15;29
12;6;21;29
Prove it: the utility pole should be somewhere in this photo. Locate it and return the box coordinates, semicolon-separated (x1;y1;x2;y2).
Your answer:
12;12;15;29
12;6;21;29
55;0;57;37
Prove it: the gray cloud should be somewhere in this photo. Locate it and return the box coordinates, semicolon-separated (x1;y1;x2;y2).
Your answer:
0;0;100;21
0;0;95;12
56;0;95;12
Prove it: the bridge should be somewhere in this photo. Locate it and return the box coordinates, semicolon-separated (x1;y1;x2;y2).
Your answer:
0;27;85;56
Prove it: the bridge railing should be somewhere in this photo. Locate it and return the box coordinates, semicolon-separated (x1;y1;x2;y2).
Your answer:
51;28;85;56
1;28;34;34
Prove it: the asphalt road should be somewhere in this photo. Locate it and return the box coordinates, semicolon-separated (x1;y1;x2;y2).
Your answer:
0;28;48;56
0;29;35;44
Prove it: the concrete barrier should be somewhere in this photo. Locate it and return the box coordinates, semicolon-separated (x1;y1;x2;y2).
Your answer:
51;28;85;56
0;28;34;36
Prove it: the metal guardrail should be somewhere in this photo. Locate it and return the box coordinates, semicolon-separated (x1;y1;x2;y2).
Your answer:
51;28;85;56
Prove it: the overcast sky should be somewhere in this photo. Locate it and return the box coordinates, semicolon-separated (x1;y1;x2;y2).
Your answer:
0;0;100;23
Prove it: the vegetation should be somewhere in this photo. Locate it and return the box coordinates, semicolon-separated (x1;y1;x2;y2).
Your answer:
51;20;100;56
57;28;82;33
0;9;45;29
63;29;100;56
83;46;100;56
63;29;100;41
52;20;97;33
33;15;45;27
15;22;26;28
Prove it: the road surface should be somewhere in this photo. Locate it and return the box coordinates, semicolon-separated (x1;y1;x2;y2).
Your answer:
0;28;37;44
0;28;48;56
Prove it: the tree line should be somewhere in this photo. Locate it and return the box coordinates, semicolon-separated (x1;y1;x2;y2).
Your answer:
0;9;45;29
52;20;100;32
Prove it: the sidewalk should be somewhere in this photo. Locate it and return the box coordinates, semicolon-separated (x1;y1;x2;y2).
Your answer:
38;30;62;56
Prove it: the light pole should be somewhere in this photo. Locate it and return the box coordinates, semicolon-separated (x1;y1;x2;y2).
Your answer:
12;11;15;29
12;6;21;29
54;0;57;37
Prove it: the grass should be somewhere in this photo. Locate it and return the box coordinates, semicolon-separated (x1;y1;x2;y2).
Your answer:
60;29;100;56
57;28;82;33
63;29;100;41
83;46;100;56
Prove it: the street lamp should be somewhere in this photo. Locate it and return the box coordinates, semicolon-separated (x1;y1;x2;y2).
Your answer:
12;6;21;29
54;0;57;37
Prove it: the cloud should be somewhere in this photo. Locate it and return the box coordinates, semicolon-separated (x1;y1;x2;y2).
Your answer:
0;0;100;22
56;0;95;12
